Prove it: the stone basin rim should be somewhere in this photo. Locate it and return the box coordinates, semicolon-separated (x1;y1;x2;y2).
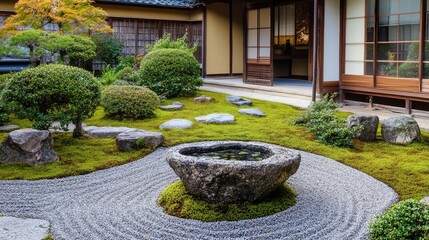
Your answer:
167;141;300;165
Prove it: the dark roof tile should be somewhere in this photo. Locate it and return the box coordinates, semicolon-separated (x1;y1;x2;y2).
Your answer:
96;0;198;8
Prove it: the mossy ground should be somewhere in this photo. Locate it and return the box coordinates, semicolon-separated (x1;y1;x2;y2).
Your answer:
0;90;428;200
157;181;297;222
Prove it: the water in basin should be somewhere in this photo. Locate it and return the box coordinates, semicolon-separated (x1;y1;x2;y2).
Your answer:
187;148;272;161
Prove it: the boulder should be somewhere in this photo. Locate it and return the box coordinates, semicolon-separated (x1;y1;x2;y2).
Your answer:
238;108;266;117
159;119;193;130
382;116;421;145
0;217;50;240
0;129;59;165
0;125;20;132
194;113;235;124
347;114;379;141
84;126;137;138
160;102;184;111
166;141;301;203
226;95;252;106
194;95;214;103
116;130;164;151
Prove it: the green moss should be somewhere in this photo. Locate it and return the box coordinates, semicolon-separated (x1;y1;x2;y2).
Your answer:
158;181;297;222
0;90;428;200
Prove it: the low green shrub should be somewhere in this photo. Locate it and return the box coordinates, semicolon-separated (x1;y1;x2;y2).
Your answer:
116;66;140;84
140;49;202;98
101;85;160;119
2;64;101;137
295;94;359;148
0;73;14;125
146;33;197;55
369;199;429;240
116;56;136;71
158;181;297;222
91;34;123;66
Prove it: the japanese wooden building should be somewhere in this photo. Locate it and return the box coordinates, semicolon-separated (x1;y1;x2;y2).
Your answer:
1;0;429;113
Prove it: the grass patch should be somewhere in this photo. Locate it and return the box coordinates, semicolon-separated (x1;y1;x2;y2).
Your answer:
157;181;297;222
0;90;428;200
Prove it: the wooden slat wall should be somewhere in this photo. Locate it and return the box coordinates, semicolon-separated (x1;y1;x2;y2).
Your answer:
341;75;374;88
376;77;420;92
246;62;272;86
422;79;429;93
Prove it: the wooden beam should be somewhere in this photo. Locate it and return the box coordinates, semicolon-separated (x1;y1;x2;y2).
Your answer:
229;0;233;76
311;0;319;101
202;5;207;77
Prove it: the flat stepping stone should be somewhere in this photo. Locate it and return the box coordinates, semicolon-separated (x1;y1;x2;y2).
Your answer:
0;125;20;132
0;216;50;240
194;95;214;103
159;119;193;130
83;126;137;138
226;96;252;106
194;113;235;124
238;108;266;117
160;102;184;111
421;196;429;205
116;130;164;151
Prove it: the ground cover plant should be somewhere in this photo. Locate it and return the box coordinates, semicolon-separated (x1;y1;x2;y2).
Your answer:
158;181;296;222
369;199;429;240
0;91;428;201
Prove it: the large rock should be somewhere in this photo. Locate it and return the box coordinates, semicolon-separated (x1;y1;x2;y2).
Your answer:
226;96;252;106
238;108;266;117
0;125;20;132
166;141;301;203
382;116;421;145
84;126;137;138
160;102;184;111
0;129;59;165
159;119;193;130
116;130;164;151
347;114;379;141
0;217;50;240
194;113;235;124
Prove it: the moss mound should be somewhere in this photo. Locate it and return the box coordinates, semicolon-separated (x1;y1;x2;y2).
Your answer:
158;181;297;222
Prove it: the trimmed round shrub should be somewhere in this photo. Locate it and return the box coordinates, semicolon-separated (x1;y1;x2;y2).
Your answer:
116;66;140;84
101;85;160;119
140;49;202;98
369;199;429;240
0;73;12;125
3;64;101;137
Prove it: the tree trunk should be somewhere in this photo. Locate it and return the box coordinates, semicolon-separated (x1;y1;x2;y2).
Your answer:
73;118;84;138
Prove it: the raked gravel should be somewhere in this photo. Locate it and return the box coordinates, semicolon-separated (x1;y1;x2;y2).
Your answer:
0;142;398;240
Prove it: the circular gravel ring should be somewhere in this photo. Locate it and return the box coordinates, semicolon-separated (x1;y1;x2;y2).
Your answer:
167;141;301;203
0;142;398;240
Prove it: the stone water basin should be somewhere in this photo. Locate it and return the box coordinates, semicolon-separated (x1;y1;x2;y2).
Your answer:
166;141;301;203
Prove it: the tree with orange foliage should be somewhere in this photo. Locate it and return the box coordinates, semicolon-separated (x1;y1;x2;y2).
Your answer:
0;0;112;38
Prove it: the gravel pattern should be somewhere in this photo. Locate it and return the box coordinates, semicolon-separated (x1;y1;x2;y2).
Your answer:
0;142;398;240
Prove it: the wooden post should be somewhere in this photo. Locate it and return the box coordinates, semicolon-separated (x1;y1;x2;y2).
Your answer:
311;0;318;102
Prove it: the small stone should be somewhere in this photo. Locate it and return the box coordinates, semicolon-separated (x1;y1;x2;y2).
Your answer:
226;95;252;106
194;113;235;124
194;95;214;103
0;125;20;132
0;217;50;240
160;119;193;130
238;108;266;117
421;196;429;205
0;129;59;165
160;102;184;111
116;130;164;151
382;116;421;145
49;122;87;133
347;114;379;141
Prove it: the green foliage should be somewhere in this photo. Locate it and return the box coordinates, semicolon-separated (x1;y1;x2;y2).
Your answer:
116;56;137;71
147;33;197;55
369;199;429;240
0;73;13;125
98;65;120;85
91;34;123;65
295;94;359;148
158;181;297;222
7;30;47;66
116;67;137;83
140;49;202;98
101;85;160;119
2;64;101;137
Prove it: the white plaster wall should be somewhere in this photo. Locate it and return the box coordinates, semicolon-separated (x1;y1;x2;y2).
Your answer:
323;0;341;81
